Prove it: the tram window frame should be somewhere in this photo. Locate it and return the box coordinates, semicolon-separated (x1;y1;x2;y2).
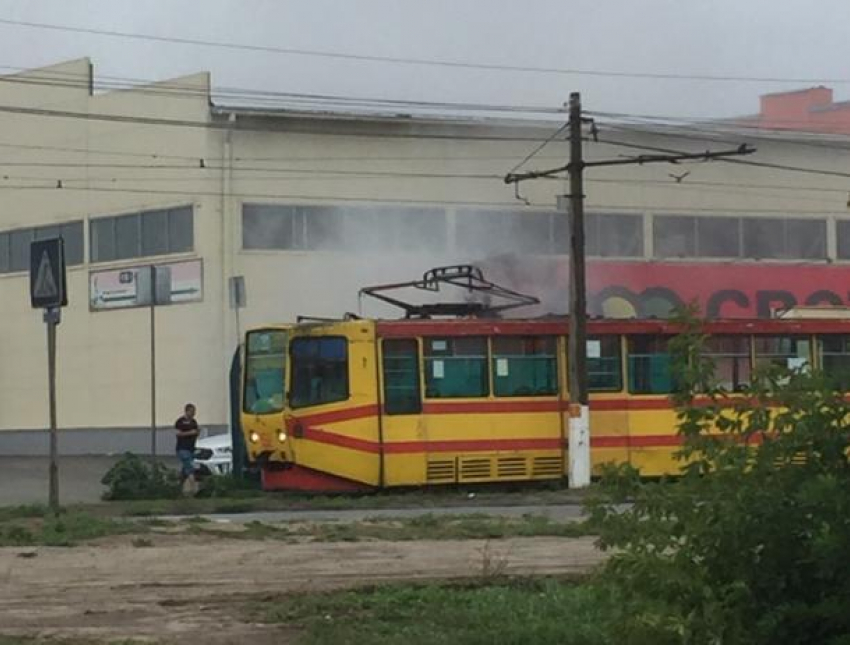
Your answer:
382;339;422;414
702;335;751;392
819;335;850;390
753;335;810;371
491;336;558;398
424;336;489;399
587;335;623;392
289;336;350;409
243;329;287;415
627;335;674;395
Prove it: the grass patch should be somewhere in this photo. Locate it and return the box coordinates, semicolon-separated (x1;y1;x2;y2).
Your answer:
0;638;136;645
254;578;612;645
77;481;591;518
0;504;49;521
0;511;144;547
187;513;593;543
297;513;593;542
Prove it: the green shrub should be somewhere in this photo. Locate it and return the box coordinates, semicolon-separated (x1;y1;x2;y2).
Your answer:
101;453;181;501
588;310;850;645
196;472;262;498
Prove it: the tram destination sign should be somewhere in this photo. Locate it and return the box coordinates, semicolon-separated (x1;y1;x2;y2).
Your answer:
30;238;68;309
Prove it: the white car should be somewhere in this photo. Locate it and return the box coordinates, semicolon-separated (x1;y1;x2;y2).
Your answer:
193;432;233;476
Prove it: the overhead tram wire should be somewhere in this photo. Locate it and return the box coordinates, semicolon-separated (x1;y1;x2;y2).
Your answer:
0;68;566;115
589;135;850;180
7;68;850;151
588;112;850;154
0;182;842;215
1;173;843;207
5;17;850;86
0;102;567;142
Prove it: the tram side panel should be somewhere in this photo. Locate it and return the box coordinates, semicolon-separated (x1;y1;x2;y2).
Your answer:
282;323;382;488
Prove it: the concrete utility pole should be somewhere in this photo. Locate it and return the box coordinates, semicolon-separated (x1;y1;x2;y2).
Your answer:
504;94;756;489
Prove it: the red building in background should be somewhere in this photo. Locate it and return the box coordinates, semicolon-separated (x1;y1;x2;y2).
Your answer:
746;86;850;134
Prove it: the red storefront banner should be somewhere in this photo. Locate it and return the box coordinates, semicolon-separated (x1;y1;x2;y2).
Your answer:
479;256;850;319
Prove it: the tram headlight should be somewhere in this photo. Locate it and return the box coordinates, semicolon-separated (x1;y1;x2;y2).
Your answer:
277;430;287;443
249;431;260;443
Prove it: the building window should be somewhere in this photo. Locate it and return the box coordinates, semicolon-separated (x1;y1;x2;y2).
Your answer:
382;339;422;414
587;335;622;391
456;209;557;256
655;215;826;260
583;213;643;257
290;337;349;408
242;203;447;253
90;206;193;263
0;221;84;274
424;337;489;398
491;336;558;397
696;217;740;258
654;215;696;258
742;218;825;260
836;221;850;259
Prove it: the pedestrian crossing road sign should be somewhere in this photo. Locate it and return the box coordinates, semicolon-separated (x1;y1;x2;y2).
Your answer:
30;238;68;309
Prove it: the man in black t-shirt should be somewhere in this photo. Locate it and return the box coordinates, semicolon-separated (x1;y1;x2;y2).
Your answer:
175;403;200;484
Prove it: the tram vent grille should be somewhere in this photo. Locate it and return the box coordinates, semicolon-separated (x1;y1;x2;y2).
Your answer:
426;459;456;483
497;456;528;478
459;458;492;481
532;456;563;478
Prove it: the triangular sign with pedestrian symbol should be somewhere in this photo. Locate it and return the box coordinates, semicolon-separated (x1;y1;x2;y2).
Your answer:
33;251;58;299
29;238;66;309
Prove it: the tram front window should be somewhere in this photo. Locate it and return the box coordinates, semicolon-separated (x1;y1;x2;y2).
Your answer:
244;330;287;414
290;337;349;408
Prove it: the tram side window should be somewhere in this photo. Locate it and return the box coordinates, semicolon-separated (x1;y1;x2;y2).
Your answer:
754;336;809;371
382;339;422;414
819;336;850;390
703;335;751;392
424;337;488;398
628;336;673;394
243;330;287;414
492;336;557;397
588;336;622;391
290;337;349;408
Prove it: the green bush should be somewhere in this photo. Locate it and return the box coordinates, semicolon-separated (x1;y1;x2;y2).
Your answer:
101;453;181;500
588;311;850;644
195;472;262;499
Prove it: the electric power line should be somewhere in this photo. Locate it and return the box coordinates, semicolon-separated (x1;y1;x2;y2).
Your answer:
3;17;850;86
0;67;565;115
0;101;565;142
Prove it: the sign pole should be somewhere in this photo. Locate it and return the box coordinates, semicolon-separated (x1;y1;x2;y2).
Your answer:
45;307;60;511
30;237;67;513
150;265;157;461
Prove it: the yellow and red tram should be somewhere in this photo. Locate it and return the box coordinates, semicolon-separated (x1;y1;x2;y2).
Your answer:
241;317;850;491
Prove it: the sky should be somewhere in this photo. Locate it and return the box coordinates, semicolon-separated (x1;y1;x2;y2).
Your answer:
1;0;850;119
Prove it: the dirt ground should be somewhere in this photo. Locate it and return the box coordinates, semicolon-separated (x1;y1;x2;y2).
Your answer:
0;534;605;644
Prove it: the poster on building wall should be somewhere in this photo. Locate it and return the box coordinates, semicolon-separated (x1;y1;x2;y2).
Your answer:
89;259;203;311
